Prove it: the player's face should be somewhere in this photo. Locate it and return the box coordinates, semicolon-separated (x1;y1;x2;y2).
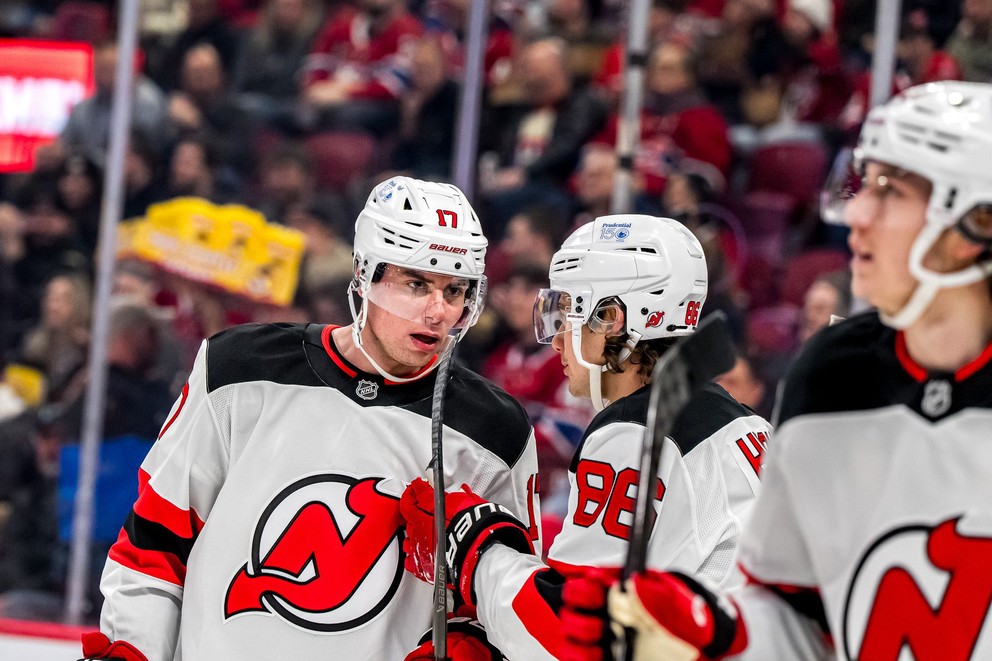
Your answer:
362;266;471;375
845;162;931;316
551;321;608;399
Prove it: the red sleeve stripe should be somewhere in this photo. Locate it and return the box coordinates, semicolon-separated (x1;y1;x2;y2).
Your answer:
511;569;566;656
158;381;189;440
546;556;620;581
132;468;205;539
740;564;831;635
108;528;187;587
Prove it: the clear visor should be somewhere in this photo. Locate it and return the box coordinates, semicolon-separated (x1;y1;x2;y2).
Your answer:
820;147;863;225
364;264;482;330
533;288;619;343
533;288;575;344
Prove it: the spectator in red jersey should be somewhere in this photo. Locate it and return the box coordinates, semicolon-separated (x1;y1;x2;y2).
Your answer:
590;41;731;198
300;0;422;135
776;0;851;127
420;0;515;90
840;9;963;135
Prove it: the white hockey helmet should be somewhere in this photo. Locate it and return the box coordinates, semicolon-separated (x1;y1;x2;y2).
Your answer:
534;214;707;410
823;81;992;327
349;177;488;379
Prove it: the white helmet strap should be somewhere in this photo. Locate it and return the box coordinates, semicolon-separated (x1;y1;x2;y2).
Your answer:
570;325;644;412
348;281;445;383
883;220;992;328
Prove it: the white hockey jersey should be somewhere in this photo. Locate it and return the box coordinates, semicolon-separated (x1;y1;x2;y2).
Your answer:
97;323;541;661
730;312;992;661
472;382;769;660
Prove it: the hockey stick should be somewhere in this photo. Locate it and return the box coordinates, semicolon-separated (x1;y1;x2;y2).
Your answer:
619;312;736;659
428;332;459;661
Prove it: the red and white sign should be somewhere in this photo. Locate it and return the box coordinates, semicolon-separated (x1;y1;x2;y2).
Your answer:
0;39;94;172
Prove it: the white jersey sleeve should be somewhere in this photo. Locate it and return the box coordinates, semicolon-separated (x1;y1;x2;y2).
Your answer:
100;339;228;660
723;436;833;660
472;383;769;661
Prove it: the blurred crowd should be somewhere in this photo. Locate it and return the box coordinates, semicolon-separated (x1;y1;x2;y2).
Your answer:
0;0;983;622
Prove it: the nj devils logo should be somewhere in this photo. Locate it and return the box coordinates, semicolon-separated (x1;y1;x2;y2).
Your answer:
224;474;403;632
843;516;992;660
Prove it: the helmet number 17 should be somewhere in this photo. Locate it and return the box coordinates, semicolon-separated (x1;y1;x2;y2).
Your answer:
436;209;458;228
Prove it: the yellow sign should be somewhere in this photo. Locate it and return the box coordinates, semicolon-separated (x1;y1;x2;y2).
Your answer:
118;198;305;306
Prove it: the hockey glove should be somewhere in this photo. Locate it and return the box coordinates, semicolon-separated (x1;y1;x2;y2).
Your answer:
405;617;507;660
400;477;534;610
79;632;148;661
558;567;617;661
607;570;746;661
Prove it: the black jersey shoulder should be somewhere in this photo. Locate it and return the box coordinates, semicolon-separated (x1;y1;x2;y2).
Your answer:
414;363;533;470
571;382;755;471
775;312;903;426
206;323;324;392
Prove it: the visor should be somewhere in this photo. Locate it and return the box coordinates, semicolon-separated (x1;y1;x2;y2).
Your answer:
820;147;863;226
364;264;483;331
533;288;621;343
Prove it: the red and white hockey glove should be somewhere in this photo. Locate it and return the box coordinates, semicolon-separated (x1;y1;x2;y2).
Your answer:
400;477;534;610
79;632;148;661
558;567;618;661
607;570;746;661
405;617;507;660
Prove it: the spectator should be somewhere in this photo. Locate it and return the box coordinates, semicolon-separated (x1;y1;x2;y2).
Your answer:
420;0;515;91
283;198;354;294
591;41;732;197
897;9;963;86
572;143;617;225
390;36;460;179
166;135;226;201
55;154;103;253
252;141;317;224
776;0;852;128
19;272;91;402
840;10;963;134
151;0;241;91
479;37;607;228
594;0;697;108
122;132;169;220
301;0;423;134
231;0;324;127
3;180;89;353
715;351;774;418
947;0;992;82
798;270;851;344
167;43;254;178
59;40;167;169
499;205;567;271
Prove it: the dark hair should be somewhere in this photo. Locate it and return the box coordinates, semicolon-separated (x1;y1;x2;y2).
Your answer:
509;204;567;250
603;334;677;378
505;261;549;288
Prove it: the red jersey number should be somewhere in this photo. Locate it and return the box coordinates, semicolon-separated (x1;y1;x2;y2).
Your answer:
573;459;665;540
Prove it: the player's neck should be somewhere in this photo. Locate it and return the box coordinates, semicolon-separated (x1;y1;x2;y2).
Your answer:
902;282;992;373
602;364;649;404
331;324;413;377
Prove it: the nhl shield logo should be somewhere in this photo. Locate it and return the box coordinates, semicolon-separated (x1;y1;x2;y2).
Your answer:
356;380;379;400
921;379;951;418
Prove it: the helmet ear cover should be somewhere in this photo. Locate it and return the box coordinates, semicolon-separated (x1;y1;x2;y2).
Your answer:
588;297;626;337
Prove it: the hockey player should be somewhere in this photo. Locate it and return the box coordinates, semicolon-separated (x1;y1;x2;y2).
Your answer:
79;177;541;661
400;214;770;660
560;81;992;661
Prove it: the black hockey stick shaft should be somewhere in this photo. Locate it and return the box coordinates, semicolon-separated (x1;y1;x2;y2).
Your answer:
429;334;458;661
618;312;736;660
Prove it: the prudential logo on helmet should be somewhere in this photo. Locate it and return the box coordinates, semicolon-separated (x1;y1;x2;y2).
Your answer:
600;222;632;241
